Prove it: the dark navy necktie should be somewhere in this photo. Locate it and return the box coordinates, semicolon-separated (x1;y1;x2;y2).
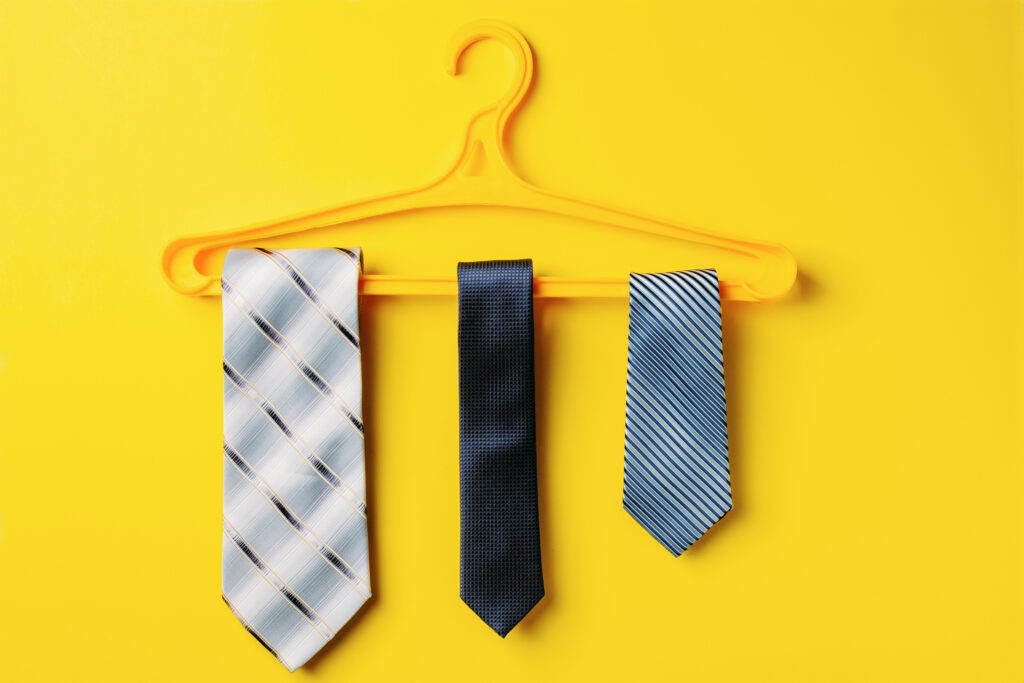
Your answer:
623;269;732;555
457;259;544;636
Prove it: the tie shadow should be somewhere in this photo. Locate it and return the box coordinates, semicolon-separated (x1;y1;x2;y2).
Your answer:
683;269;814;557
303;294;386;671
507;296;563;633
302;268;816;658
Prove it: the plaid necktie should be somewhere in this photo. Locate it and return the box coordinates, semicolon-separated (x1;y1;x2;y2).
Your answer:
457;259;545;636
623;269;732;555
221;247;369;671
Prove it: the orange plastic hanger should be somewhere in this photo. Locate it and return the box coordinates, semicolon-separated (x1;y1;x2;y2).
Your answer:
161;20;796;302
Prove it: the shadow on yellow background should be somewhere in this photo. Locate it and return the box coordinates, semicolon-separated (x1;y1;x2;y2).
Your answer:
0;1;1022;682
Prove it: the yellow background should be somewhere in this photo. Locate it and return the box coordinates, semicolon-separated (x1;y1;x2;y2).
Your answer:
1;1;1022;681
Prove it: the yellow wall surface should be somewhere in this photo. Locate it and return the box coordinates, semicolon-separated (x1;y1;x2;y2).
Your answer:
1;1;1022;681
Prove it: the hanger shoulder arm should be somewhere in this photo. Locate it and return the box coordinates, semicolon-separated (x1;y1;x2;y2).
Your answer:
504;186;797;301
161;181;456;296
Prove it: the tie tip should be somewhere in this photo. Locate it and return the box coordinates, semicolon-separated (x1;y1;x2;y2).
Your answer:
624;504;730;556
461;592;545;637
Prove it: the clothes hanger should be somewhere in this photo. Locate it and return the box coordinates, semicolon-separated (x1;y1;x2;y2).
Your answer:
161;20;796;302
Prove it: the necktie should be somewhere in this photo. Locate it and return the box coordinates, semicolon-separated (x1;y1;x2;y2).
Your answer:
221;247;369;671
623;269;732;556
457;259;545;636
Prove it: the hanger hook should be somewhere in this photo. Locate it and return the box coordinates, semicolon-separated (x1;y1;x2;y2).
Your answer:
446;20;534;143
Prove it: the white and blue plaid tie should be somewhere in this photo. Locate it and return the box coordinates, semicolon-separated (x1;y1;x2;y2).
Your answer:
221;248;369;671
623;269;732;556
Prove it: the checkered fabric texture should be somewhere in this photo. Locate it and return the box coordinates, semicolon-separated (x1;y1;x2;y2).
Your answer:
457;259;545;637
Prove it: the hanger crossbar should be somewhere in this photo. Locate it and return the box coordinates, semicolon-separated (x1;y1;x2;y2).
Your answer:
360;274;753;301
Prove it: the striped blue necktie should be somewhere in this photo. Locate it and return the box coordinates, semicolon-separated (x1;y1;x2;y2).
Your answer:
623;269;732;556
221;248;369;671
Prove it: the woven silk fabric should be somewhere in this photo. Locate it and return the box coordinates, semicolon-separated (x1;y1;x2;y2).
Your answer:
623;269;732;556
221;248;369;671
457;259;545;637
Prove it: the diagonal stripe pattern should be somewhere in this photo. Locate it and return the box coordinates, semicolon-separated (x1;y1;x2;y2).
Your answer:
222;248;369;671
623;269;732;556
